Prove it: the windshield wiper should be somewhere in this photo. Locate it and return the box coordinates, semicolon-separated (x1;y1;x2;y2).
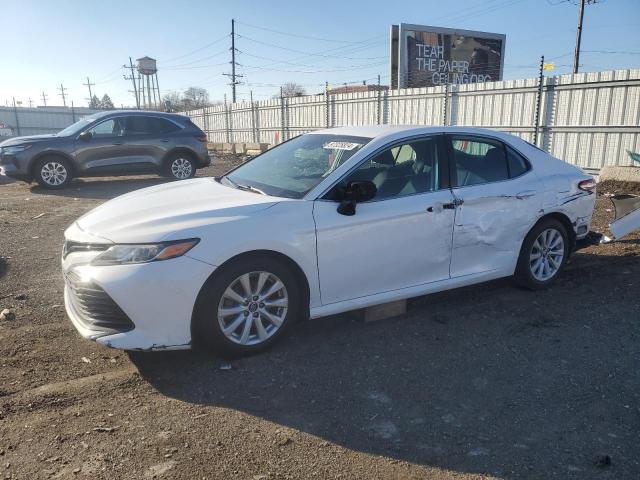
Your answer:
236;183;267;195
221;176;266;195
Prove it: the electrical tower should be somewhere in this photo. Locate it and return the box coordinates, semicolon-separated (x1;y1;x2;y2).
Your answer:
58;84;68;107
223;19;243;103
83;77;95;106
124;57;141;109
573;0;599;74
41;91;48;107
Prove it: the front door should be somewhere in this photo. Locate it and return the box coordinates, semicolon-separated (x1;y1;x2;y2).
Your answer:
73;117;129;173
446;134;543;277
313;135;456;305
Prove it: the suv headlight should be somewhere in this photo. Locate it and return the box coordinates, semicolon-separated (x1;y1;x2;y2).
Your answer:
91;239;199;266
3;145;32;154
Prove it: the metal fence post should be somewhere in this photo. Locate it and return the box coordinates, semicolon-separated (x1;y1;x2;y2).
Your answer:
442;84;449;126
12;97;21;136
325;82;330;128
202;106;209;138
280;87;286;143
224;95;230;144
250;91;257;143
533;55;545;146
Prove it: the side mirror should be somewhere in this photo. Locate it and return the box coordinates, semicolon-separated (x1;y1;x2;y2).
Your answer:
79;131;93;141
336;180;377;216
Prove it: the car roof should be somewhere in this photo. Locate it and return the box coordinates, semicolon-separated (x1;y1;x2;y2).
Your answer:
307;125;515;142
87;110;188;121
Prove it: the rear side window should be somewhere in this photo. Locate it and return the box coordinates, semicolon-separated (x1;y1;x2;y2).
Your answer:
125;116;180;135
506;146;530;178
451;137;509;187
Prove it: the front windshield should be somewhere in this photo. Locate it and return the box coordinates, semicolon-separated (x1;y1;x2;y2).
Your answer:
56;116;96;137
223;134;371;199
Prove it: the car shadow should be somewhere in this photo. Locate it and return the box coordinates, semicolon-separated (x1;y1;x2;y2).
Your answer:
29;176;172;200
130;250;639;478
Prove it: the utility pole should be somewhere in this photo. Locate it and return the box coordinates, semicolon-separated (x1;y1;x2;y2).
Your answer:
58;84;68;106
28;98;33;108
124;57;140;109
41;91;48;106
223;19;243;103
83;77;95;105
533;55;545;146
573;0;598;74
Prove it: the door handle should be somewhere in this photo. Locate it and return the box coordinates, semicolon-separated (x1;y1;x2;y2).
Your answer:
516;190;537;199
160;139;170;143
112;142;123;146
427;198;463;212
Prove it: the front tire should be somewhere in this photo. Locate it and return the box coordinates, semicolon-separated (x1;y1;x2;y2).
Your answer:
192;256;301;357
164;153;196;180
514;218;569;290
35;156;73;189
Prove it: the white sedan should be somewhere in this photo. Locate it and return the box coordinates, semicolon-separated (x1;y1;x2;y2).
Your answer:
62;126;596;355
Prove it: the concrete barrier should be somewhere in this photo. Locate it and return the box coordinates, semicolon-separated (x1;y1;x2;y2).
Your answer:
598;166;640;183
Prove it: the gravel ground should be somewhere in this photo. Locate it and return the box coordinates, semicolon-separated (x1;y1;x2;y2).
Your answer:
0;158;638;480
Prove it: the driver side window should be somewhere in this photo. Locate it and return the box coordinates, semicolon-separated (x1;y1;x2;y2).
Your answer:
89;118;124;138
341;137;441;201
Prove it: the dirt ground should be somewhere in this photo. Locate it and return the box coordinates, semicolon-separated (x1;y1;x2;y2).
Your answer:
0;157;638;480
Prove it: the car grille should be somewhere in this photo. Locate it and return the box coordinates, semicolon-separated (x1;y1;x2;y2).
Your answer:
62;241;110;259
65;270;134;333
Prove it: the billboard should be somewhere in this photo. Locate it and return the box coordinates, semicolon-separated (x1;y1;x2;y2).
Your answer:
391;23;506;89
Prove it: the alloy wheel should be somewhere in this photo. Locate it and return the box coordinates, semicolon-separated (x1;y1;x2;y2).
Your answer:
529;228;565;281
171;158;193;179
217;271;289;346
41;161;68;186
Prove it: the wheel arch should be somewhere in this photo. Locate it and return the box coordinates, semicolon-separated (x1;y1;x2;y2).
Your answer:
162;147;199;168
526;211;576;255
29;150;77;178
193;249;311;321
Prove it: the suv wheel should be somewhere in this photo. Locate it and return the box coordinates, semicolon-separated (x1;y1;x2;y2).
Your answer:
165;153;196;180
35;157;73;189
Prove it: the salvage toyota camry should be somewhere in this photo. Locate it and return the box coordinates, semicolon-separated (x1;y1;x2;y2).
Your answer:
62;125;596;355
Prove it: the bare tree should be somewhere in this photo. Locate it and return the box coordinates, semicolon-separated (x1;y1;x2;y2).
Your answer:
162;87;210;112
276;82;307;98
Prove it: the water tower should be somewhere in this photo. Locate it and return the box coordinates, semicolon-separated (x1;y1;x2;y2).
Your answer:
136;56;161;110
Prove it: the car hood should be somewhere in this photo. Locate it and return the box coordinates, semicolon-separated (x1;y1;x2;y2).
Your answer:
73;178;281;243
0;134;59;147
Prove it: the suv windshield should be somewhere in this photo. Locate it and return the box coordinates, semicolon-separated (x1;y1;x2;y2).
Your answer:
56;116;98;137
223;134;370;199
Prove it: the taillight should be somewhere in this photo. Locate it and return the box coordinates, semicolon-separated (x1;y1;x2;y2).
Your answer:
194;134;208;142
578;178;596;193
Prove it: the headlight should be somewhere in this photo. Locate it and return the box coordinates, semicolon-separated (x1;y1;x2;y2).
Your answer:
3;145;32;154
91;239;199;266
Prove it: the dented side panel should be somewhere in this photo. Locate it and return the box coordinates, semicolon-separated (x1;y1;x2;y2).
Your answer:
450;171;543;277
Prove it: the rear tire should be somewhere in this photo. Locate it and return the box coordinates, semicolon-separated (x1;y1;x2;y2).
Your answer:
164;153;196;180
192;256;302;357
514;218;569;290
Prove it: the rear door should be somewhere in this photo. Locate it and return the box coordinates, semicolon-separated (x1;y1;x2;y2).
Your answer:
446;134;542;277
121;116;180;169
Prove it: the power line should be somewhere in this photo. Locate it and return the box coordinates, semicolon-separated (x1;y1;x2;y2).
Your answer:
159;33;230;64
162;49;229;69
234;19;379;44
237;34;387;61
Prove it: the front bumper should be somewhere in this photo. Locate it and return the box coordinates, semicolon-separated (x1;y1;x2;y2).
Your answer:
63;250;215;350
0;162;30;181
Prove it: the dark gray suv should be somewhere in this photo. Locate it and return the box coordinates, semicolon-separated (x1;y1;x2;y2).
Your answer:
0;110;211;188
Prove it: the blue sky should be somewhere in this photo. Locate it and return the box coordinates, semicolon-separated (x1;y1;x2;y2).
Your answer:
2;0;638;108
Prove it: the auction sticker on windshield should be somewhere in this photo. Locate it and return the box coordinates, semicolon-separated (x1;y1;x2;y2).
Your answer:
323;141;362;151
